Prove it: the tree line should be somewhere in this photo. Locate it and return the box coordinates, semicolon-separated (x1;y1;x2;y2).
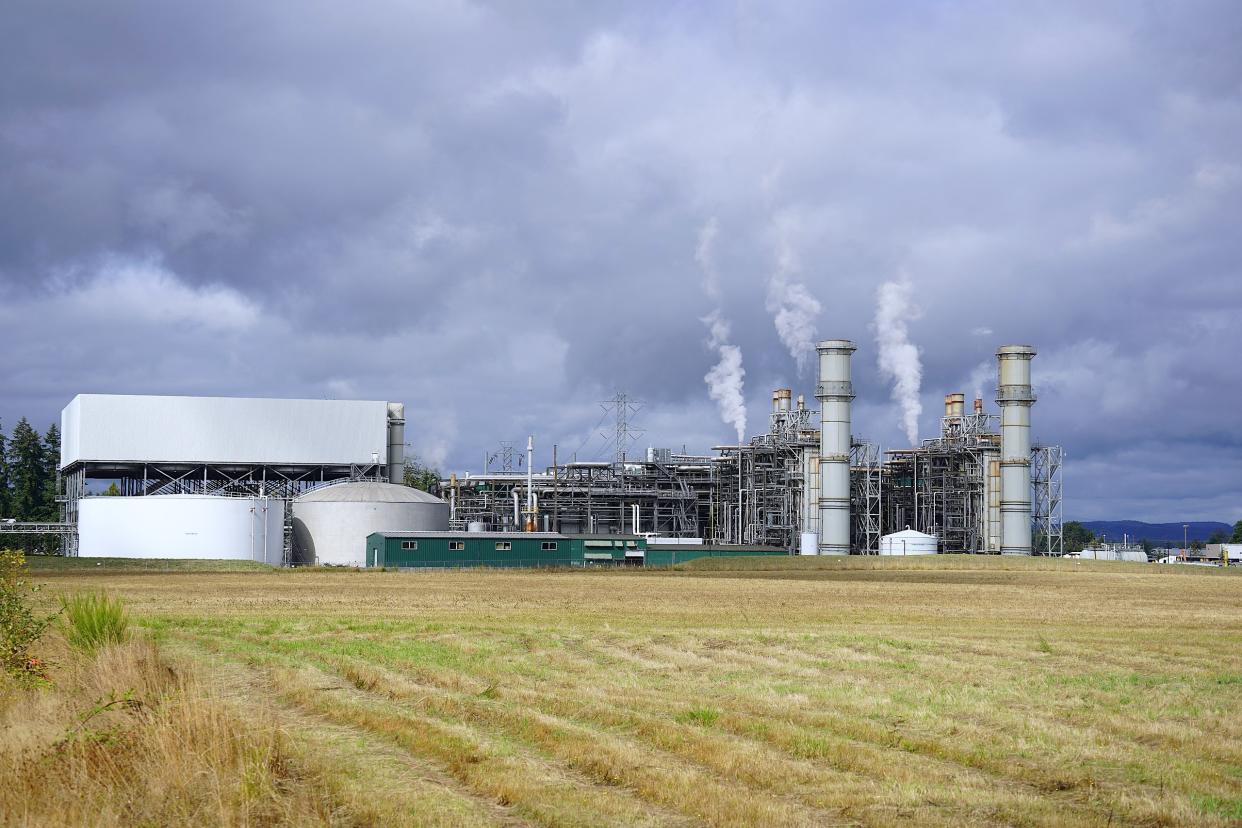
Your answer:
1063;520;1242;556
0;419;61;523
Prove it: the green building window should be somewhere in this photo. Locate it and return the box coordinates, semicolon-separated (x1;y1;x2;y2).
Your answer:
495;541;512;551
541;541;557;551
401;540;418;550
449;541;464;551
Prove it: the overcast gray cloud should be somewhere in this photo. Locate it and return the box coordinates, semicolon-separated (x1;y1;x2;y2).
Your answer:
2;1;1240;520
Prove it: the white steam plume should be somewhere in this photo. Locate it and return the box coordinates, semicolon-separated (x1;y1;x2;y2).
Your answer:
766;224;822;373
696;218;747;442
967;360;991;405
874;280;923;446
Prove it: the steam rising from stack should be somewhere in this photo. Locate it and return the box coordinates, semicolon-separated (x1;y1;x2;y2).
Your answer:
874;280;924;446
967;360;991;404
696;218;747;442
766;228;822;373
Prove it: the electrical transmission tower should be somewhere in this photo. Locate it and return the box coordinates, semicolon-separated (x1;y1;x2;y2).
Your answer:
600;392;644;465
487;440;520;472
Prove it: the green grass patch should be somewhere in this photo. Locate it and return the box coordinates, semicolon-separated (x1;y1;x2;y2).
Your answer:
675;707;721;727
60;592;129;652
1194;794;1242;819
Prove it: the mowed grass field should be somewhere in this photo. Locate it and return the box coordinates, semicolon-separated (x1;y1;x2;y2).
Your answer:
8;556;1242;826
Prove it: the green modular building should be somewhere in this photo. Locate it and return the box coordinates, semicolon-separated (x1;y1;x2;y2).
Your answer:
365;531;791;569
366;532;645;569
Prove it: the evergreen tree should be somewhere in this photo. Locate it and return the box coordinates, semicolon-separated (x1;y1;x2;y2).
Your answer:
0;420;9;518
8;418;44;521
1231;520;1242;544
40;424;60;521
1062;521;1095;554
402;455;442;495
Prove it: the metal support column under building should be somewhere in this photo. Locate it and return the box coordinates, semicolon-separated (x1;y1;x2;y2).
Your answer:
816;339;856;555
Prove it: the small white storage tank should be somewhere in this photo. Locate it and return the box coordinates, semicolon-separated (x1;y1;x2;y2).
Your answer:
292;481;448;566
879;528;939;556
78;494;284;563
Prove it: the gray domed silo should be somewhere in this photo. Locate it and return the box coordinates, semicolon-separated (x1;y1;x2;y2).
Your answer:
291;481;448;566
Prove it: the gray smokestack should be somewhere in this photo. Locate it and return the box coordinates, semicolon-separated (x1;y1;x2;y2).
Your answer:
996;346;1036;555
815;339;856;555
386;402;406;484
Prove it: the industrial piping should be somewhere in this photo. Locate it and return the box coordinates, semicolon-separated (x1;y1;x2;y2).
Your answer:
996;345;1036;555
815;339;856;555
525;435;536;531
386;403;406;484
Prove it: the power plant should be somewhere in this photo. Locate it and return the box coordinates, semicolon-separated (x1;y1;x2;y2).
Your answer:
442;341;1063;557
42;341;1063;564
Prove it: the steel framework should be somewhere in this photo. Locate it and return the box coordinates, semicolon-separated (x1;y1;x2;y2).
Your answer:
1031;444;1064;556
58;459;383;557
850;441;882;554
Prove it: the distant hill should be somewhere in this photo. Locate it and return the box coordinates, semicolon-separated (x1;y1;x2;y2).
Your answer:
1078;521;1231;544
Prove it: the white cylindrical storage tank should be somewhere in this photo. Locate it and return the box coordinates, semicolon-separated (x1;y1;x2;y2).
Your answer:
292;481;448;567
78;494;284;564
879;529;939;556
467;521;488;533
799;532;819;556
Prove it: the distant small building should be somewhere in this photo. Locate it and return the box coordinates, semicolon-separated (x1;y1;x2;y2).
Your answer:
1066;543;1148;563
1205;543;1242;563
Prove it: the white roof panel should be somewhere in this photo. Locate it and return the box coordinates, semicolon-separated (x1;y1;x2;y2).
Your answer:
60;394;391;468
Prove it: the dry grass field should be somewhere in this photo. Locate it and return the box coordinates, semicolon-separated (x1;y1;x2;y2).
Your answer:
4;555;1241;826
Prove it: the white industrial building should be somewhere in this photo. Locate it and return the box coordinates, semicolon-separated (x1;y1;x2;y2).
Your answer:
59;393;438;563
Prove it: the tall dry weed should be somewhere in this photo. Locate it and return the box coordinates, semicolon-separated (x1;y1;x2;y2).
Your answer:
0;634;342;826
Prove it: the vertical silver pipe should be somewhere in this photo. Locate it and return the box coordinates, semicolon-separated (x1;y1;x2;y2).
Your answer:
996;345;1036;555
386;402;406;484
526;435;534;531
816;339;856;555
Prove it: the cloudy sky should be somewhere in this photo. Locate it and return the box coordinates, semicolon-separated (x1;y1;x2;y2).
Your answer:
2;1;1240;522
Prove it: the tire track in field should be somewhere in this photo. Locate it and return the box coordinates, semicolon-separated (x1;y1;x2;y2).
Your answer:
171;630;695;828
429;633;1150;825
196;630;851;827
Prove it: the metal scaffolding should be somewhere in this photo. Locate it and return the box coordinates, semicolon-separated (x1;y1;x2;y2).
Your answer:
851;441;882;554
1031;444;1064;556
58;459;382;558
446;390;820;551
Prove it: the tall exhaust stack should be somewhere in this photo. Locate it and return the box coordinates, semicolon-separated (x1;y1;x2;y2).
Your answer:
386;402;406;484
996;345;1036;555
815;339;856;555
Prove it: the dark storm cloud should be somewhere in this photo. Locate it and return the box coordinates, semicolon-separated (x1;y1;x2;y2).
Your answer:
2;1;1239;520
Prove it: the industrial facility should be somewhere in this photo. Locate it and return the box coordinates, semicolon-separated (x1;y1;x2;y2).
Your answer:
444;342;1063;557
44;341;1063;565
